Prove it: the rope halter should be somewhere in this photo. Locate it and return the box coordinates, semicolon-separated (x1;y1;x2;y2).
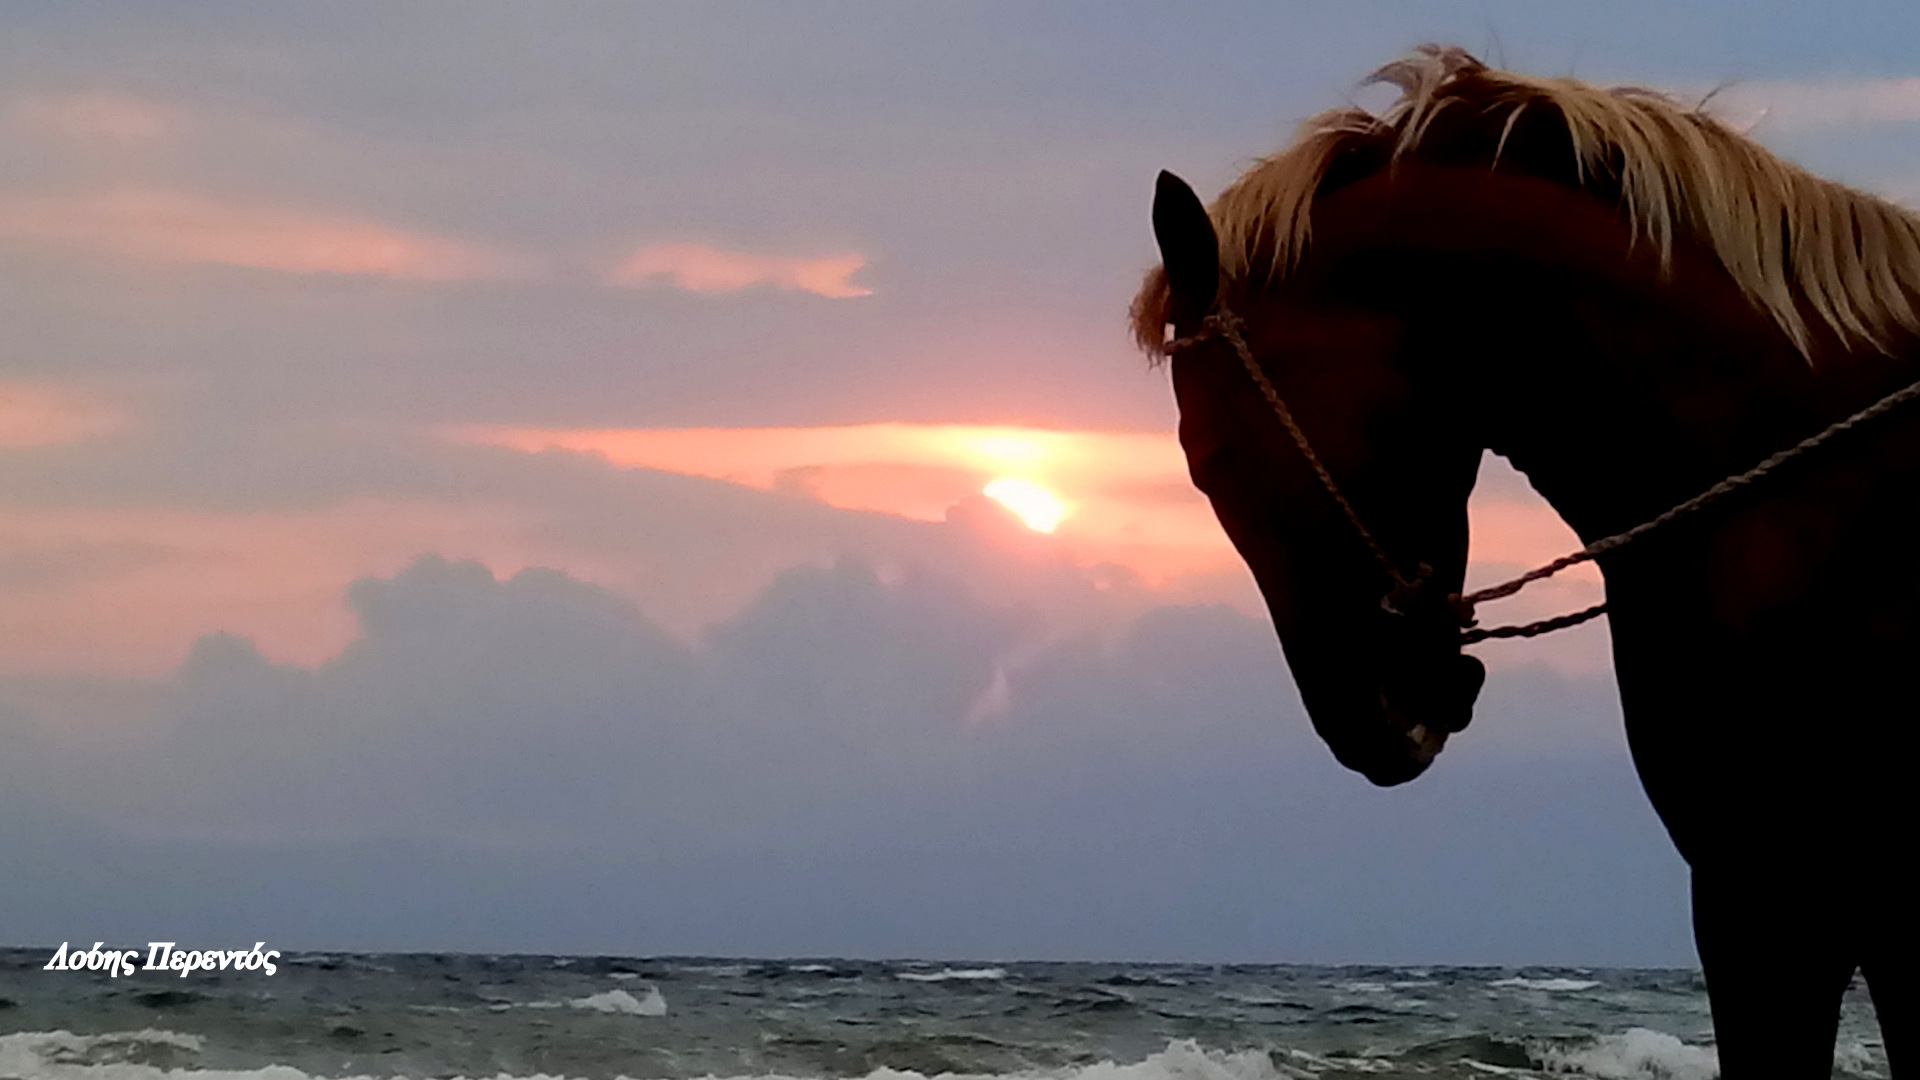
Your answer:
1164;307;1920;645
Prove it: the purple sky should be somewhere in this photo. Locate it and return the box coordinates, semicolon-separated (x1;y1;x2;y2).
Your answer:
2;2;1915;962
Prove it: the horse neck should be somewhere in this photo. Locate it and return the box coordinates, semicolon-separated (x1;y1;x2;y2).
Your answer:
1471;230;1917;555
1305;166;1905;541
1392;175;1920;642
1306;165;1920;649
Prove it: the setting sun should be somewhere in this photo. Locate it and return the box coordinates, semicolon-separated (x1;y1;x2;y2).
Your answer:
981;477;1067;533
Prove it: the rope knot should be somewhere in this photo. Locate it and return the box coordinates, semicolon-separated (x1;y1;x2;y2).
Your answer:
1379;562;1435;618
1163;310;1244;355
1446;592;1477;628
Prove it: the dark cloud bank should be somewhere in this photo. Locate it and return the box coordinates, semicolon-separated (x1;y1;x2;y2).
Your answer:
1;553;1687;966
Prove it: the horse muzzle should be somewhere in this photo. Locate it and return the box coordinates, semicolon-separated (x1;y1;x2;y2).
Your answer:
1319;626;1485;786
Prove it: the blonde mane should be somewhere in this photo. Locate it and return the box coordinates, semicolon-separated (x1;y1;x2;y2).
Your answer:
1131;45;1920;359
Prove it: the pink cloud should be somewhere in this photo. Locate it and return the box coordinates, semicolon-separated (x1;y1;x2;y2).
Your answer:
7;91;189;145
444;421;1227;576
0;189;533;280
608;242;873;298
0;498;539;676
0;381;125;449
0;437;1609;682
450;422;1609;673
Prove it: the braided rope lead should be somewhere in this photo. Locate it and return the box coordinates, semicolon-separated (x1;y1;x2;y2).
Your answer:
1459;373;1920;611
1458;603;1609;644
1166;309;1920;643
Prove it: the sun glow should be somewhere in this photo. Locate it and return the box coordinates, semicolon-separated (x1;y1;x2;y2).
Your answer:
432;421;1608;671
981;477;1066;533
443;420;1240;581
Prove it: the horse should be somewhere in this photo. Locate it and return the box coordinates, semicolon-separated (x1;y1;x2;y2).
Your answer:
1132;46;1916;1075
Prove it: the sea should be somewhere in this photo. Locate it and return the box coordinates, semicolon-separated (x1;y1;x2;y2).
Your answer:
0;949;1890;1080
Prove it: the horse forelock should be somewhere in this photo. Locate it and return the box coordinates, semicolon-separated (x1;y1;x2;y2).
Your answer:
1132;44;1920;361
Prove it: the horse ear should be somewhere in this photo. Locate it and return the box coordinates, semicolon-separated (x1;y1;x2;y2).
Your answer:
1153;170;1219;325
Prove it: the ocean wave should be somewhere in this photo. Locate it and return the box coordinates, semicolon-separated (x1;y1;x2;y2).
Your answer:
1536;1027;1717;1079
896;967;1007;983
0;1034;1278;1080
0;1030;205;1074
524;986;668;1015
278;954;340;966
1211;991;1311;1010
671;963;750;977
0;1027;1886;1080
1489;977;1602;992
572;988;667;1015
1094;973;1185;988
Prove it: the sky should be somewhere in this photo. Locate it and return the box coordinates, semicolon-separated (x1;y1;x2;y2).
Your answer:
2;1;1917;964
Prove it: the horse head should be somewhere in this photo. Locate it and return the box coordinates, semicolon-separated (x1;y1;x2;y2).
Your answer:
1149;170;1485;786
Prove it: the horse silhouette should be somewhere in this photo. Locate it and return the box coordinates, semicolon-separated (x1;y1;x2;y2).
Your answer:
1134;46;1915;1075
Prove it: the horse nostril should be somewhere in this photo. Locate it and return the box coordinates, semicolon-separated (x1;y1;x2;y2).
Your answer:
1457;652;1486;694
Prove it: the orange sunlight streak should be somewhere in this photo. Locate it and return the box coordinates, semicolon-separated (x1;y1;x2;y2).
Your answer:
443;419;1604;672
443;421;1235;582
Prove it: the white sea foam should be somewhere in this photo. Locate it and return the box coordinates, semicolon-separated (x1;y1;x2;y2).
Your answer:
895;966;1007;982
279;954;338;966
1537;1027;1718;1079
1049;1040;1311;1080
1213;991;1292;1006
0;1032;1292;1080
524;986;668;1016
0;1028;1783;1080
1490;976;1602;992
672;963;749;977
0;1029;205;1061
1833;1040;1885;1077
0;1030;210;1080
789;963;835;973
571;988;667;1015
